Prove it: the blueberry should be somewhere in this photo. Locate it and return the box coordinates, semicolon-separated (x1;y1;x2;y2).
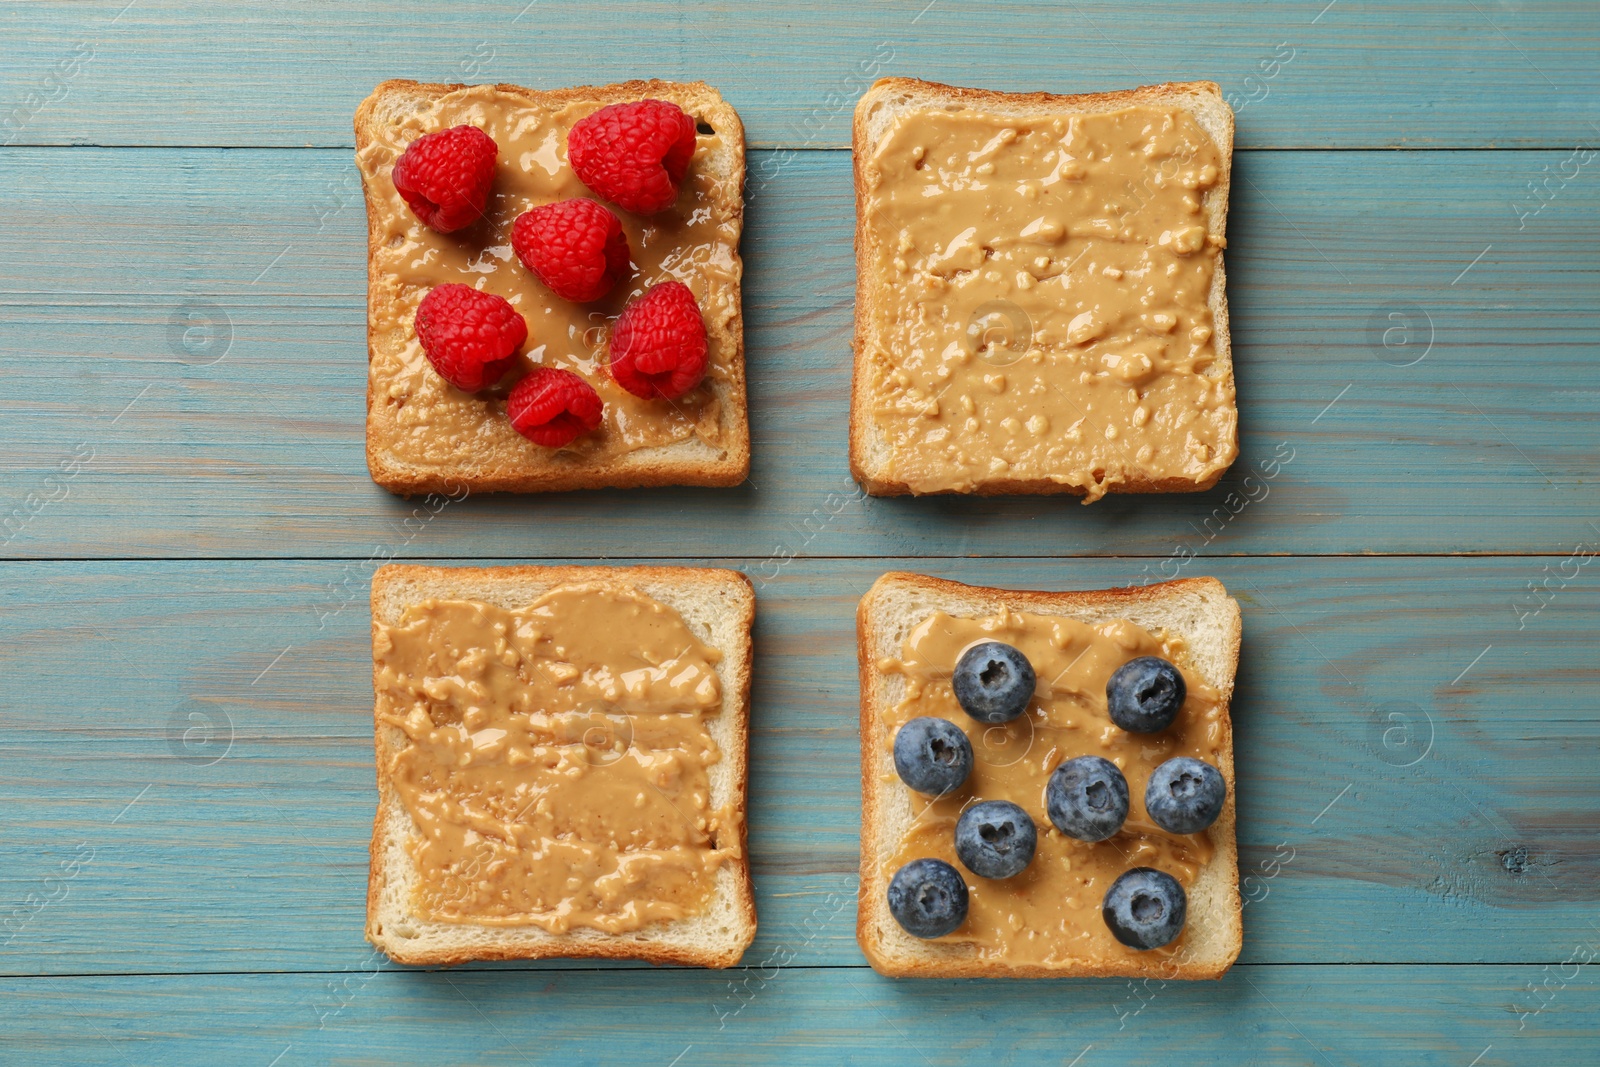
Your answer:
952;641;1036;724
1045;755;1130;842
1144;756;1226;835
1106;656;1186;733
887;858;969;939
1102;867;1187;949
892;716;974;796
954;800;1037;879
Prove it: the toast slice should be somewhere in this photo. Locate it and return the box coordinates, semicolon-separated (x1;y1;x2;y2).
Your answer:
355;79;748;495
850;78;1238;500
367;563;756;967
856;571;1242;978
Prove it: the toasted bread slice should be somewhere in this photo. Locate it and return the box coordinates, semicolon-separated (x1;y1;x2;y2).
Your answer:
356;80;748;495
367;564;756;967
850;77;1238;499
856;571;1242;978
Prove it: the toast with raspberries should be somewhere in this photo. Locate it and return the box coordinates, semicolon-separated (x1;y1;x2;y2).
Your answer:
355;79;748;495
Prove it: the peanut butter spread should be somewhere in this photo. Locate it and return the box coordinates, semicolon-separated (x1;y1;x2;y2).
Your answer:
878;609;1225;963
860;104;1238;499
357;86;741;466
373;585;736;933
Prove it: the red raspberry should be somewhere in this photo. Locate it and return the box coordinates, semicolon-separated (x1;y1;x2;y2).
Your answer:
511;198;631;303
391;124;498;233
508;367;604;447
607;281;708;400
567;100;697;215
414;284;527;392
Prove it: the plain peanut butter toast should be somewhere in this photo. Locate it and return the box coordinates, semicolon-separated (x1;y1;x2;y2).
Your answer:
850;78;1239;501
356;80;748;495
857;572;1242;978
367;564;755;966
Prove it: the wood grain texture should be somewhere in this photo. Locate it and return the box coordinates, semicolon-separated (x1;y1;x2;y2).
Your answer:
3;1;1598;1059
2;1;1597;148
0;559;1595;978
0;149;1596;558
4;965;1595;1066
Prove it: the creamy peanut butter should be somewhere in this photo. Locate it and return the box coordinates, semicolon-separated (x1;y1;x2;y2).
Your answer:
373;585;737;933
878;609;1225;963
357;86;741;466
860;104;1238;499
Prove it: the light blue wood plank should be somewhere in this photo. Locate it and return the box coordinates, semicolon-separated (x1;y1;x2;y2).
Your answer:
2;1;1597;148
0;149;1596;557
1;558;1595;976
4;965;1594;1066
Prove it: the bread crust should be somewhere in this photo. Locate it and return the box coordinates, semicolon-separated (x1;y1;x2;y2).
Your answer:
855;571;1243;978
848;77;1237;497
367;563;756;967
356;80;749;497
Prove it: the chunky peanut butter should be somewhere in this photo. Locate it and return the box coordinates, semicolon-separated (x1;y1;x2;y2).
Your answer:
860;104;1237;499
878;609;1225;964
357;86;741;465
373;585;737;933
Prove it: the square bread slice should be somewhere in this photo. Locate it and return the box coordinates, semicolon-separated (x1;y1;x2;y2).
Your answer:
367;563;755;967
856;571;1242;978
850;77;1238;500
355;79;748;495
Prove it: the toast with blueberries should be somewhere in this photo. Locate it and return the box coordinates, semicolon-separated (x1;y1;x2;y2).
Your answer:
856;571;1242;978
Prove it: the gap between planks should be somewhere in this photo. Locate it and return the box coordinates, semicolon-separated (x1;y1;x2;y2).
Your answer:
0;552;1595;564
0;144;1587;152
0;961;1578;981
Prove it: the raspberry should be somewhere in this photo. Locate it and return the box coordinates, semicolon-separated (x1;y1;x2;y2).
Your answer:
511;198;631;303
567;100;698;215
507;367;604;448
391;124;498;233
607;281;708;400
414;284;527;392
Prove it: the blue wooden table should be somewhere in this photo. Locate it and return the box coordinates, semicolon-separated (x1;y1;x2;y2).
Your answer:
3;1;1598;1063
